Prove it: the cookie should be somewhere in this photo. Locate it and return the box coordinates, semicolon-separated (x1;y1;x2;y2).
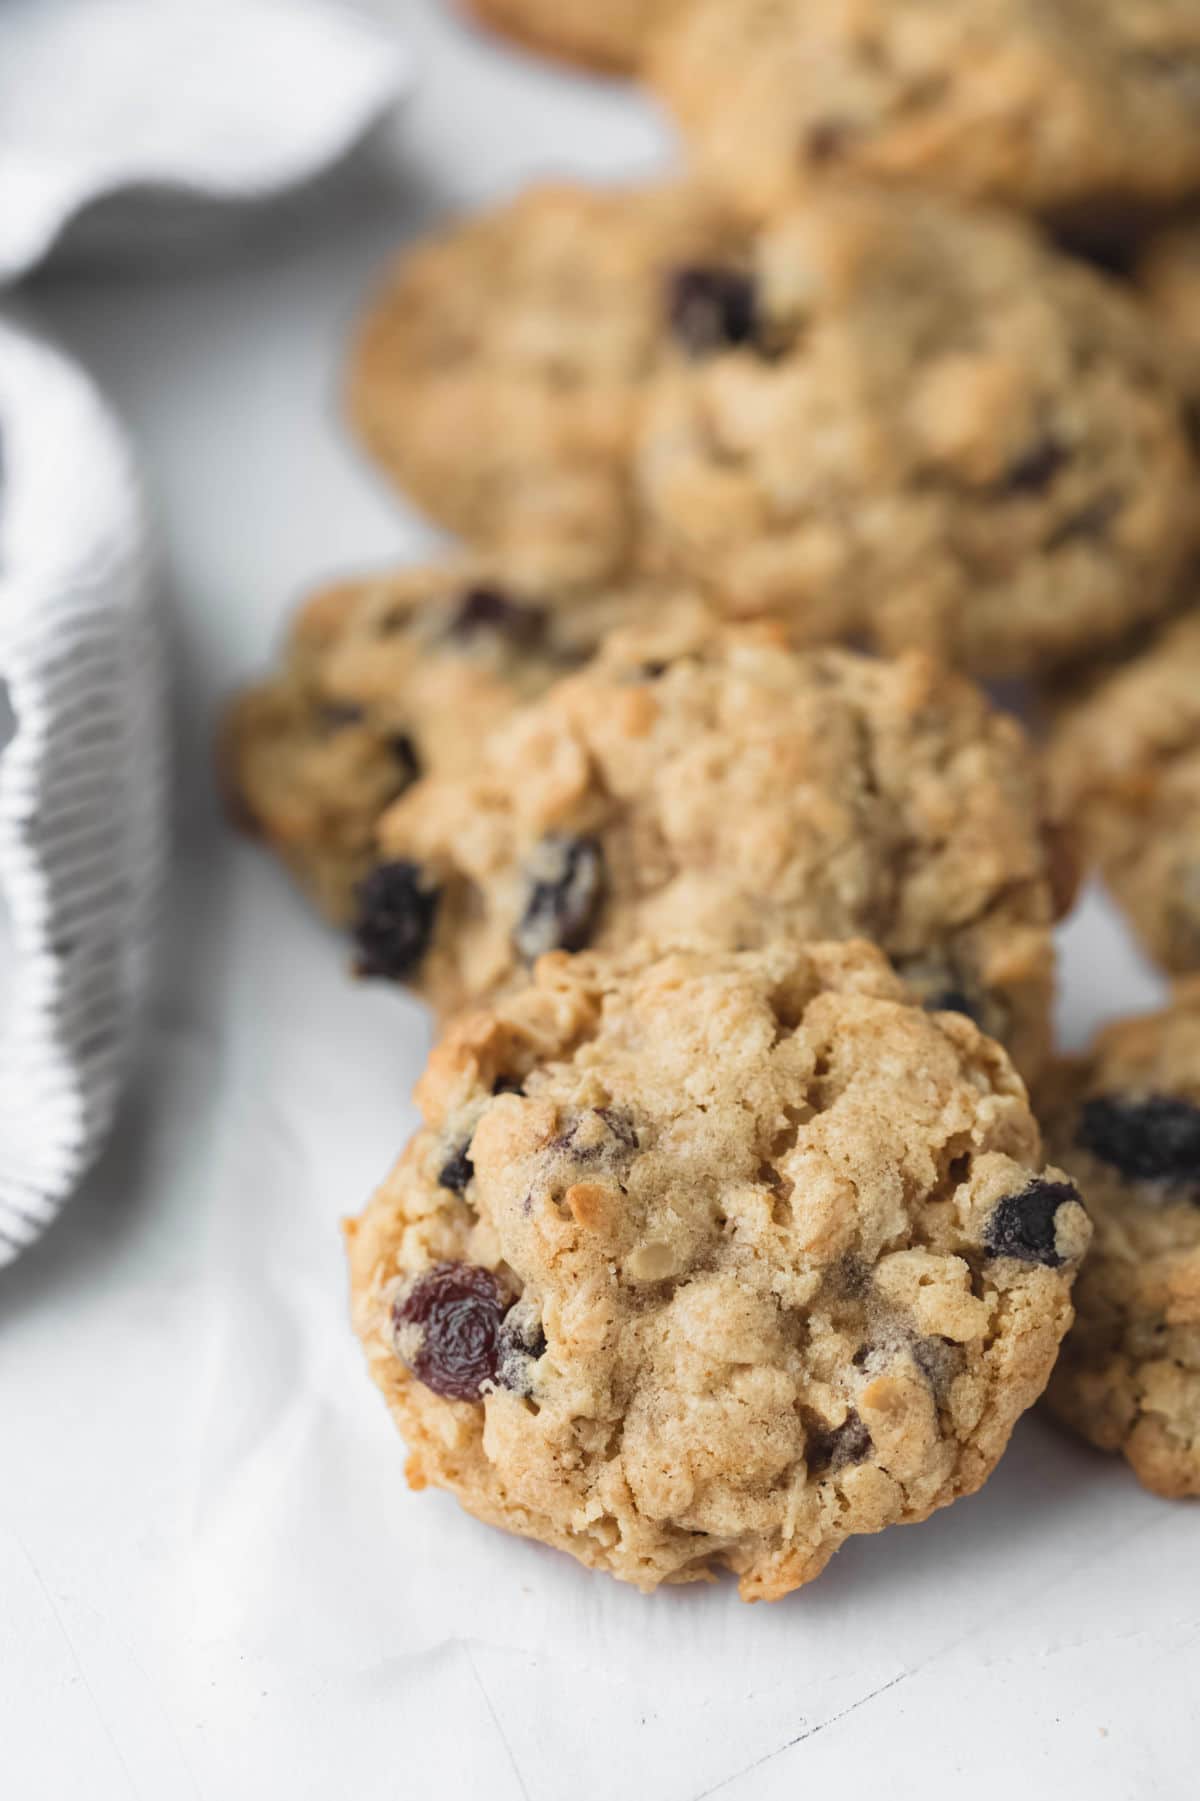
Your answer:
347;182;741;586
650;0;1200;224
223;561;688;920
346;936;1090;1596
358;624;1069;1078
463;0;691;73
1137;218;1200;401
1042;993;1200;1498
1046;606;1200;977
634;188;1197;676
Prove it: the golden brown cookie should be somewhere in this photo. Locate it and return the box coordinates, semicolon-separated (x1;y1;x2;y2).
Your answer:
651;0;1200;224
346;182;741;586
348;184;1195;674
347;936;1090;1596
1042;992;1200;1499
223;561;690;920
1046;605;1200;977
1137;217;1200;402
356;625;1068;1078
634;188;1197;676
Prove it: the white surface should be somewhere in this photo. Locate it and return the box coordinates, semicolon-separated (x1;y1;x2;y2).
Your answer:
1;4;1196;1797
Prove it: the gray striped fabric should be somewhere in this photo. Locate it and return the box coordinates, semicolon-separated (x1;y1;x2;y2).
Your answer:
0;318;165;1264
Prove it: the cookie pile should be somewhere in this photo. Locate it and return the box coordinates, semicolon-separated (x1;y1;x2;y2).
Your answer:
225;0;1200;1595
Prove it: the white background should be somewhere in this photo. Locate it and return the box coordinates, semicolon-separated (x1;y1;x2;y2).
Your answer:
2;3;1198;1796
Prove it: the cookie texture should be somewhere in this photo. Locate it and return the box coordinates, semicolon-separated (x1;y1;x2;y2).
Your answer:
362;623;1068;1078
222;562;681;920
463;0;691;72
634;188;1196;676
347;937;1090;1596
1046;608;1200;976
651;0;1200;223
1137;218;1200;401
347;182;740;585
1042;993;1200;1499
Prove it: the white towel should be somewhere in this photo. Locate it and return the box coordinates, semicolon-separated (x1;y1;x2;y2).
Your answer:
0;0;411;1261
0;316;162;1264
0;0;410;282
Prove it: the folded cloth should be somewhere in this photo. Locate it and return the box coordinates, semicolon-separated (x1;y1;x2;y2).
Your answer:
0;2;410;1261
0;316;162;1264
0;0;410;281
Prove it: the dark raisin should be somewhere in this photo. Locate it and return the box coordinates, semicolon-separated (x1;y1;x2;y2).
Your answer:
1050;222;1137;279
806;118;855;164
924;988;984;1025
449;586;546;647
317;700;365;730
668;266;759;356
512;835;605;962
438;1141;474;1193
1002;437;1070;495
492;1075;524;1096
352;860;439;981
806;1411;872;1476
393;1263;506;1402
984;1178;1081;1265
898;956;1001;1036
550;1106;639;1161
497;1309;547;1398
1078;1094;1200;1185
390;733;422;788
836;1255;871;1298
911;1336;966;1403
596;1106;638;1149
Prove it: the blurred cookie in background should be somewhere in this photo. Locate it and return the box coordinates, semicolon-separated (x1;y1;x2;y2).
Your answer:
633;188;1198;676
1136;217;1200;403
649;0;1200;226
462;0;693;74
1046;605;1200;978
347;182;743;587
1042;994;1200;1499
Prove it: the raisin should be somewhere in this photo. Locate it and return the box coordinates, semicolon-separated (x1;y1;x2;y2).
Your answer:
1077;1094;1200;1185
911;1335;966;1403
984;1178;1081;1265
438;1141;474;1193
924;988;984;1025
551;1106;639;1160
668;266;759;356
352;860;439;980
898;956;1000;1037
449;586;546;647
390;733;422;789
806;118;855;164
1002;437;1070;495
513;835;605;962
806;1411;872;1475
497;1308;547;1398
393;1263;506;1402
